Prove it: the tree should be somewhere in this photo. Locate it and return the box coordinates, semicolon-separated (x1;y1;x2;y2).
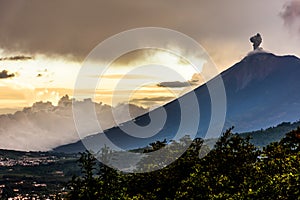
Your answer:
67;150;98;200
67;149;126;200
67;127;300;199
176;127;260;199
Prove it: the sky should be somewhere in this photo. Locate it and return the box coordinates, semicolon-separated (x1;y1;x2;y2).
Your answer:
0;0;300;114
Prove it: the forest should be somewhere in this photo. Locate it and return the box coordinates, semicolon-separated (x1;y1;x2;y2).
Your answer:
67;127;300;200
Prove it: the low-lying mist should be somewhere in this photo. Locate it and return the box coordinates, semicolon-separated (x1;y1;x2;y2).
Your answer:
0;95;147;151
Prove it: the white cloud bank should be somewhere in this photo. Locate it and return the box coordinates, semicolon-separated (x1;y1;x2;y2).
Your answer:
0;95;147;151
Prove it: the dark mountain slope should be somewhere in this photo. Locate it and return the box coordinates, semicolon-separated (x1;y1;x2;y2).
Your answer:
55;52;300;153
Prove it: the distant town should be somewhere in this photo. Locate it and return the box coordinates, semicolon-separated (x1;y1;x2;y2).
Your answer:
0;155;58;167
0;150;80;200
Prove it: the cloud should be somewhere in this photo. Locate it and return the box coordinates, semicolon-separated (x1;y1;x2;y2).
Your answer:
131;96;174;103
0;55;32;61
0;86;27;100
157;73;203;88
130;96;175;107
280;1;300;32
0;95;147;151
0;1;184;60
156;63;220;89
0;70;15;78
130;96;174;104
111;49;190;67
0;1;290;69
93;74;154;80
157;81;194;88
190;73;205;83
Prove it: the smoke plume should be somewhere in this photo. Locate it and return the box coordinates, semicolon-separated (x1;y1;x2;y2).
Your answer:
250;33;262;50
280;1;300;33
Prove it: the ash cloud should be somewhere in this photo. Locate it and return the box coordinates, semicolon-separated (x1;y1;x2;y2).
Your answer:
280;0;300;32
250;33;262;50
0;95;147;151
0;70;15;78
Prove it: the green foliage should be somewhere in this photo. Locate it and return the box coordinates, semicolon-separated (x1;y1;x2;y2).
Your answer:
67;127;300;200
67;150;127;200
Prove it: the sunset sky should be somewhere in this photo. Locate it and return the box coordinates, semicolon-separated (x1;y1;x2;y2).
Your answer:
1;0;300;114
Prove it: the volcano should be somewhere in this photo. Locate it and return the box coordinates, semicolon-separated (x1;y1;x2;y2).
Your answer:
55;52;300;153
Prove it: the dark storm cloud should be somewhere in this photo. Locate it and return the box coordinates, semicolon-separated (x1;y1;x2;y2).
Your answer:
0;0;177;60
0;70;15;78
0;0;276;62
0;55;32;61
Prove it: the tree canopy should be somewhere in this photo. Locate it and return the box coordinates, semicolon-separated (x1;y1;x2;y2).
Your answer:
67;127;300;200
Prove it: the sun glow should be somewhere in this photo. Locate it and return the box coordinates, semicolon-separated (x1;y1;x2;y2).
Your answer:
0;49;206;114
77;49;205;107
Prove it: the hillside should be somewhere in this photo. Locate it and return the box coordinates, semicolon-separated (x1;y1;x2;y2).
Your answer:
239;121;300;148
205;120;300;149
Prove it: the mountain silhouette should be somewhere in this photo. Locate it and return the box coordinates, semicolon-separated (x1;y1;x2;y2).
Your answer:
55;52;300;153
